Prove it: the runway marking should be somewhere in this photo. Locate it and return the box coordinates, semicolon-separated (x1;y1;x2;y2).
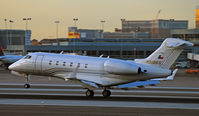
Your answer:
0;98;198;110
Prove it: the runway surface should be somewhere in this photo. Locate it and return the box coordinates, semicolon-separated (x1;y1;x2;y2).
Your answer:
0;83;199;116
0;69;199;115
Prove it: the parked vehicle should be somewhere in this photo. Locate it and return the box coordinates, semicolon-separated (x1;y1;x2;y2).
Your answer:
175;62;190;68
185;69;199;74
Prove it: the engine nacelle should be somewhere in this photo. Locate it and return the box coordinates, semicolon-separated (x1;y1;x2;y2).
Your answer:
104;60;141;75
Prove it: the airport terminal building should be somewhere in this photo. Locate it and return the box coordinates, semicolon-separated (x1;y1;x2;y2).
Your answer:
26;38;199;62
0;29;31;54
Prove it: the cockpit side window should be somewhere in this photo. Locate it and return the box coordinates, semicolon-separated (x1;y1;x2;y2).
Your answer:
24;55;32;59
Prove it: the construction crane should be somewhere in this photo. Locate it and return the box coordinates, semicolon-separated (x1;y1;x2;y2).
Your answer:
154;10;161;38
156;10;161;20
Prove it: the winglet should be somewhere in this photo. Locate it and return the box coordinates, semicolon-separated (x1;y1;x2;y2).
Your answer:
165;69;178;81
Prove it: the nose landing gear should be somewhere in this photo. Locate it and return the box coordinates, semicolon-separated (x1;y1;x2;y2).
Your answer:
24;74;31;88
24;83;30;88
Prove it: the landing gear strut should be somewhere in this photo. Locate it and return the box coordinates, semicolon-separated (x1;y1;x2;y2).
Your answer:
102;90;111;97
24;74;30;88
85;89;94;97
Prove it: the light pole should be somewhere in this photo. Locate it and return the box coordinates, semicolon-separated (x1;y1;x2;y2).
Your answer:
23;18;31;30
9;20;14;52
22;18;31;47
73;18;78;27
100;20;105;30
4;19;8;51
54;21;60;46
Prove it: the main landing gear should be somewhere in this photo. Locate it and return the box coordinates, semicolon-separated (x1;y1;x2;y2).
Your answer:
85;89;94;97
85;89;111;97
24;74;31;88
102;90;111;97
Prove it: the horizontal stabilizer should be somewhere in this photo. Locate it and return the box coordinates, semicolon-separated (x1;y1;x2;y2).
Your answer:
166;40;193;48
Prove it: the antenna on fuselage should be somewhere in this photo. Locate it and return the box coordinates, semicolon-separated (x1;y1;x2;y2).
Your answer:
99;54;103;58
60;51;64;54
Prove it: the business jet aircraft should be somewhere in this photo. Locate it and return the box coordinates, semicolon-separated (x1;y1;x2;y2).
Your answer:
0;47;24;68
8;38;193;97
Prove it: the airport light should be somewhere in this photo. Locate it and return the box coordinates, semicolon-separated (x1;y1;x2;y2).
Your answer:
100;20;105;30
9;20;14;29
54;21;60;46
22;18;31;30
73;18;78;27
4;19;7;29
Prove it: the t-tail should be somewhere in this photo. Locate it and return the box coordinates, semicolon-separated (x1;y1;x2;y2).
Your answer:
135;38;193;69
0;46;4;56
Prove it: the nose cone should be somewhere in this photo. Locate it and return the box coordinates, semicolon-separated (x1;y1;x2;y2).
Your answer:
8;63;18;71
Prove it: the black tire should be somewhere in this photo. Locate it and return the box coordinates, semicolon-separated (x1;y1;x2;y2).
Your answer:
102;90;111;97
86;90;94;97
24;84;30;88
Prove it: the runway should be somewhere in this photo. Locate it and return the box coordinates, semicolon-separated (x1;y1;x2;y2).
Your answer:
0;83;199;116
0;69;199;115
0;83;199;100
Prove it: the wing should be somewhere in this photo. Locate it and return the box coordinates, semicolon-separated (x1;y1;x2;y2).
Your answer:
53;66;128;90
118;80;160;89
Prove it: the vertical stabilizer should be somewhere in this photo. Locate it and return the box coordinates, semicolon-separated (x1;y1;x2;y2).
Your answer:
0;47;4;56
139;38;193;69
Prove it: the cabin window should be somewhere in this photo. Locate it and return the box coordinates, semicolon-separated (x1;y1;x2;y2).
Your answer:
49;60;52;65
77;63;80;68
70;62;73;67
56;61;59;65
63;62;66;66
85;64;88;68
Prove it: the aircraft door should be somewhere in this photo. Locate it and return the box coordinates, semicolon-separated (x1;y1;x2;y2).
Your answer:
35;55;44;72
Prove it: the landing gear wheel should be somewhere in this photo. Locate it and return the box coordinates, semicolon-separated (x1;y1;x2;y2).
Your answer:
24;84;30;88
102;90;111;97
86;90;94;97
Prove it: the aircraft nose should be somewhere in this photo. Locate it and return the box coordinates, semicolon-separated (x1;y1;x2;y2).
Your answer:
8;63;18;71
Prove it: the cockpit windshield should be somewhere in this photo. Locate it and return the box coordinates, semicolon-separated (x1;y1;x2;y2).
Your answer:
24;55;32;59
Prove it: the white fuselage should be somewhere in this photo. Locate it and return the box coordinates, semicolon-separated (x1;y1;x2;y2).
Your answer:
10;52;171;86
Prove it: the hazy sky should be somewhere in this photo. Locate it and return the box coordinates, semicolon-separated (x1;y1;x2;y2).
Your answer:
1;0;199;40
